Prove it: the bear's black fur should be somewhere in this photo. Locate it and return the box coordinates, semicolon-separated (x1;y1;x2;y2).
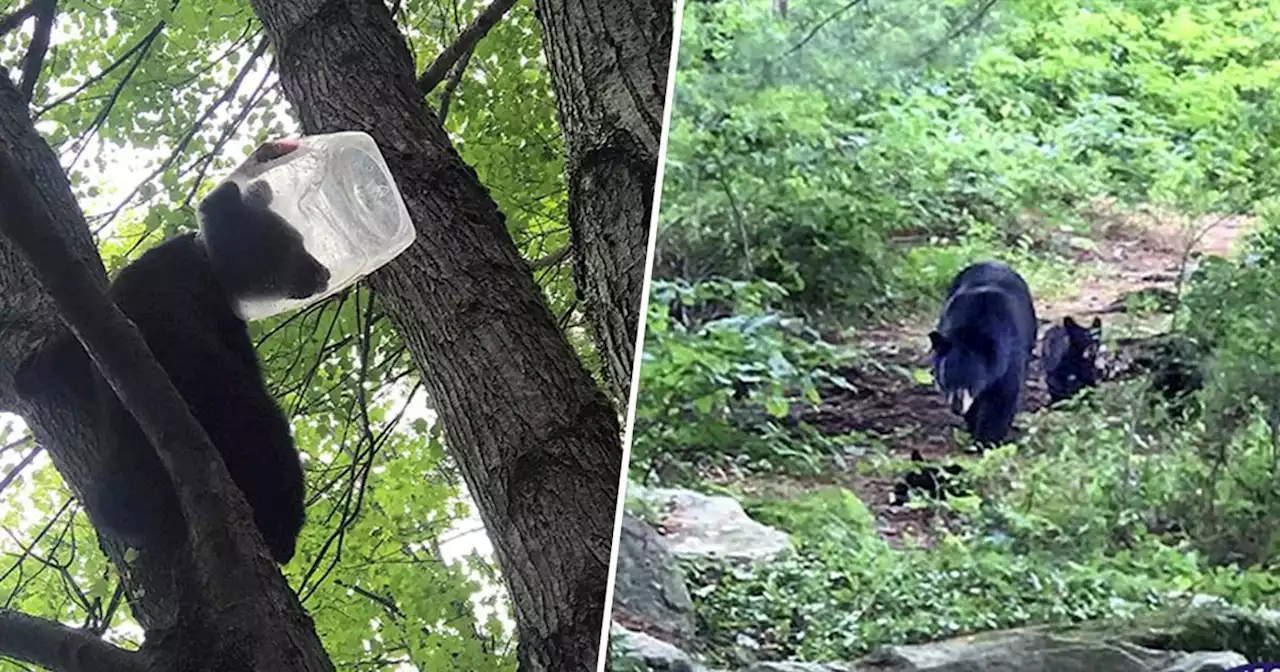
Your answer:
929;261;1038;448
1041;316;1102;404
889;450;966;506
16;179;327;564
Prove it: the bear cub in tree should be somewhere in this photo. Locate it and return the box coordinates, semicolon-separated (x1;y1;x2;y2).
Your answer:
929;261;1038;449
17;179;328;564
1040;316;1102;405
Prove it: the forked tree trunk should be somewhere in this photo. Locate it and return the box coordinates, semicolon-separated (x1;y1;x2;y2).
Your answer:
0;72;335;672
245;1;626;670
532;0;675;406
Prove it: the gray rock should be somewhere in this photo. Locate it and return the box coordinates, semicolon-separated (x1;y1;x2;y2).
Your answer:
744;663;856;671
612;623;704;671
1156;651;1249;672
612;513;696;641
631;487;791;562
859;629;1247;672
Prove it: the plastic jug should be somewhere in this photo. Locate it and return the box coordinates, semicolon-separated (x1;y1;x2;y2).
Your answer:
215;131;415;321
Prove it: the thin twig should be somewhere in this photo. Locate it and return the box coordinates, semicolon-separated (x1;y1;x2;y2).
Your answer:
778;0;868;60
909;0;999;66
531;245;572;270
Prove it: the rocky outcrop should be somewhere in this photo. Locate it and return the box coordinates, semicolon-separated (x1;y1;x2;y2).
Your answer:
629;486;792;562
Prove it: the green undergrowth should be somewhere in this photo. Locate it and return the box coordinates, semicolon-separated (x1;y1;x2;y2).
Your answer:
630;278;866;483
635;230;1280;664
685;481;1279;667
891;220;1083;317
660;0;1280;321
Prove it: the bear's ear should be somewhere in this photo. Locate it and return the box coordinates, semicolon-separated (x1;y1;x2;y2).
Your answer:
1063;316;1079;329
928;331;949;354
1090;317;1102;332
198;180;243;218
243;179;274;208
910;449;925;463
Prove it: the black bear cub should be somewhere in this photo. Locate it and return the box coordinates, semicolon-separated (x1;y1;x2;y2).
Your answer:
17;179;328;564
889;450;966;506
1040;316;1102;404
929;261;1038;449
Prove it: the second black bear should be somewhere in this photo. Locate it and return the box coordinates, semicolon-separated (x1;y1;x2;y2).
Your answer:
1041;316;1102;404
929;261;1038;448
17;179;327;564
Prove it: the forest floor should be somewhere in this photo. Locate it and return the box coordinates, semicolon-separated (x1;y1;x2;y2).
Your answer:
725;200;1256;549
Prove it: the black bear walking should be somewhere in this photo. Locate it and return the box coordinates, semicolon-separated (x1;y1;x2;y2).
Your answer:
929;261;1038;448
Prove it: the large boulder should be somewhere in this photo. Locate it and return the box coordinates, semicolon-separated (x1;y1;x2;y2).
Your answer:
612;512;696;642
612;623;704;672
631;487;792;562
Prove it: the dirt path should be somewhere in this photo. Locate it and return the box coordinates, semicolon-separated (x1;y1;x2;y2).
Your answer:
737;202;1257;548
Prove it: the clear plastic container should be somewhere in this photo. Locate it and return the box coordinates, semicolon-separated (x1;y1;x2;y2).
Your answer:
216;131;415;321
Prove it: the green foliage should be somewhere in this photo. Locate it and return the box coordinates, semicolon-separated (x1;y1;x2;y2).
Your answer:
688;526;1155;665
892;220;1078;313
660;0;1280;319
1126;205;1280;567
747;488;877;549
630;278;859;481
687;484;1278;666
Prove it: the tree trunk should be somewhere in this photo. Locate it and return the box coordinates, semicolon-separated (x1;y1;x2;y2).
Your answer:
532;0;674;406
0;73;335;672
244;1;626;670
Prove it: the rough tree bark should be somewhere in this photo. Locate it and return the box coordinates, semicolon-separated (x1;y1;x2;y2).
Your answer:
532;0;674;406
246;1;626;670
0;71;335;671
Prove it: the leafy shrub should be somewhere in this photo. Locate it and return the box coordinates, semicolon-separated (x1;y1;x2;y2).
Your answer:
630;279;857;482
685;486;1278;666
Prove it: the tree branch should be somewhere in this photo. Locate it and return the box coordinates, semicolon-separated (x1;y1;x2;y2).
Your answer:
0;609;141;672
418;0;519;94
531;245;571;270
909;0;999;66
33;20;165;117
436;43;474;125
18;0;57;103
778;0;868;60
0;1;39;38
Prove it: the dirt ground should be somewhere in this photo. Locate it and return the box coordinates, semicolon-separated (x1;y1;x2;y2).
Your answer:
727;201;1257;548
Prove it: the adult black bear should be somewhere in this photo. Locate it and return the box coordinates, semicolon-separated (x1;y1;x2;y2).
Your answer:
929;261;1038;448
1041;316;1102;404
16;178;327;564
